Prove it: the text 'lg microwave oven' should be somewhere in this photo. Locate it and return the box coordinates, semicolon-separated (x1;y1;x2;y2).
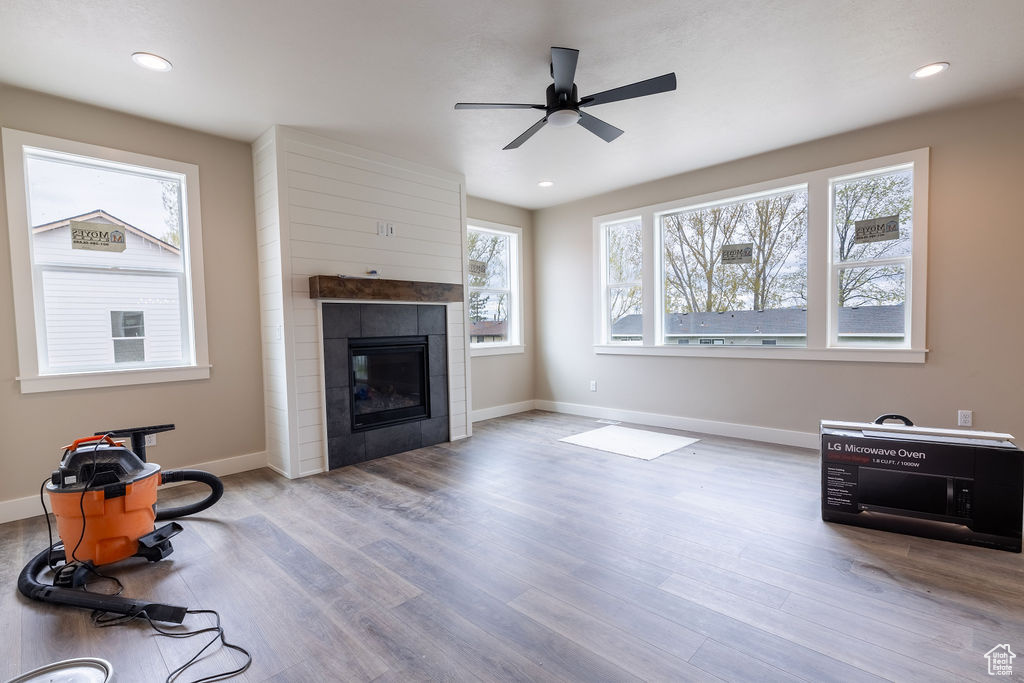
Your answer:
821;415;1023;552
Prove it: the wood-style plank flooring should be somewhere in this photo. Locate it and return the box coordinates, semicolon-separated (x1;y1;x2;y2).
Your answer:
3;410;1023;681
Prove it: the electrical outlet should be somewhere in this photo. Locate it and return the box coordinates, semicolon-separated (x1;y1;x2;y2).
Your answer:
589;380;597;392
145;434;157;447
957;410;973;427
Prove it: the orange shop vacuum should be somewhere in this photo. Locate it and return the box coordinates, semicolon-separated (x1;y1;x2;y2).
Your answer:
18;424;223;623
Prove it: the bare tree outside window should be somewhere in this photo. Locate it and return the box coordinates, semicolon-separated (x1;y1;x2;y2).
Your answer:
161;181;182;248
605;220;642;342
660;189;807;345
467;226;518;345
738;192;807;310
663;204;743;313
833;170;912;307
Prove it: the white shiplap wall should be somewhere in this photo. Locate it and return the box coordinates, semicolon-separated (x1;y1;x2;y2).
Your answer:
253;126;470;478
252;130;292;476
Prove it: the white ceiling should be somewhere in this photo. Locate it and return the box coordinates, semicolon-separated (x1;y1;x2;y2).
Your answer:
2;0;1023;209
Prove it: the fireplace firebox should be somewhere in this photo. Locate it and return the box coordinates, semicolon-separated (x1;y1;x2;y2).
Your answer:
322;302;449;469
349;336;429;431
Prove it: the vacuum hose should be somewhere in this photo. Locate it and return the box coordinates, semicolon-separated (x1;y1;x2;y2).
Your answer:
18;545;188;623
156;470;224;520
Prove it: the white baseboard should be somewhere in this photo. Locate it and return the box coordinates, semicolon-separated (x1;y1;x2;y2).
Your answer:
533;400;818;450
0;450;269;525
472;400;537;423
0;495;49;527
265;462;292;478
183;450;268;478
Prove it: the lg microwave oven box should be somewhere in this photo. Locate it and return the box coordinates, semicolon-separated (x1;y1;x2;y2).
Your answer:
820;419;1024;552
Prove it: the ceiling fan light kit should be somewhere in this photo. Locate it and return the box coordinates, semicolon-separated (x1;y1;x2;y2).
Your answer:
455;47;677;149
546;108;580;127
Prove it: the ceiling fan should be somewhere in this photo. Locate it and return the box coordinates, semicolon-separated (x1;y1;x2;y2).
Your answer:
455;47;676;150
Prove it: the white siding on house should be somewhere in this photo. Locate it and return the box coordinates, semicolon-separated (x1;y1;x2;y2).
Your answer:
253;125;470;478
31;221;185;371
40;270;182;369
32;220;182;271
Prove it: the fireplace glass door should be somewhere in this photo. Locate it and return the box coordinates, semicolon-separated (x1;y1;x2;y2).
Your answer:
350;336;429;431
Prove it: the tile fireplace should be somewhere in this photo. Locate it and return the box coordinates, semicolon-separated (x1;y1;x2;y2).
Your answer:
323;302;449;468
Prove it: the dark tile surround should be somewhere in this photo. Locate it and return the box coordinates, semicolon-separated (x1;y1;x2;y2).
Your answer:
323;303;449;469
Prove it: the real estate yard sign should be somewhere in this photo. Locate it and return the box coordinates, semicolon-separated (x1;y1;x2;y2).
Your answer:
854;214;900;244
70;220;126;252
468;259;487;277
721;243;753;264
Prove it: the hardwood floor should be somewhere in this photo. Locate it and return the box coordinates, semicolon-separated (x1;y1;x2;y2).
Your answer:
3;410;1023;681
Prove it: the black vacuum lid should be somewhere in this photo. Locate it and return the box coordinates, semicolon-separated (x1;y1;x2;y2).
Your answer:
49;442;159;491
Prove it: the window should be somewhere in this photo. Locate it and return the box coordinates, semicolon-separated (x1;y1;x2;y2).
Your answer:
111;311;146;363
467;220;522;354
659;186;807;346
2;128;210;392
594;149;928;362
830;165;913;346
602;218;642;344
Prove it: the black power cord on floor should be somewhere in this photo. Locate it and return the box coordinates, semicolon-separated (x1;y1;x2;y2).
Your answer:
93;608;252;683
36;440;252;682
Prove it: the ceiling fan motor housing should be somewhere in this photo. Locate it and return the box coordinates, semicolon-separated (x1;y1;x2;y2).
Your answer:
545;84;580;126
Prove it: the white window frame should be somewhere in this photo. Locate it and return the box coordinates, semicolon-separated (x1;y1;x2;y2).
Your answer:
467;219;523;356
592;148;928;363
827;162;918;349
2;128;211;392
597;216;644;345
654;183;809;348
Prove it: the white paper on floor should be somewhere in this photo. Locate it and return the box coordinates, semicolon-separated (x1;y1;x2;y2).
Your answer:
558;425;699;460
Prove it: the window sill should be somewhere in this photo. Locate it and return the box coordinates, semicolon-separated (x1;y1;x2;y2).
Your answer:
593;345;926;363
17;364;212;393
471;344;525;358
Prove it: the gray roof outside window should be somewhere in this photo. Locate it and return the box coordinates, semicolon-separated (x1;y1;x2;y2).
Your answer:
611;304;905;336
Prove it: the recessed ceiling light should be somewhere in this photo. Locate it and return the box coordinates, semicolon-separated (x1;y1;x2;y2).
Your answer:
910;62;949;80
537;180;554;188
131;52;173;72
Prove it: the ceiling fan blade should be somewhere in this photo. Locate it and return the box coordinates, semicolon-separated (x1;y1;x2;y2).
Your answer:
455;103;545;110
580;73;677;107
550;47;580;97
503;117;548;150
577;111;624;143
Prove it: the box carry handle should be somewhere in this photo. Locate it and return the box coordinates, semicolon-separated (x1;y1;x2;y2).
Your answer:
874;414;914;426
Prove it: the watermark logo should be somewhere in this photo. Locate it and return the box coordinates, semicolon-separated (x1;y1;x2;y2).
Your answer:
985;644;1015;676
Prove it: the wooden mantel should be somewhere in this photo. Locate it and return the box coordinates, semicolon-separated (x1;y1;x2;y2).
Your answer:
309;275;464;302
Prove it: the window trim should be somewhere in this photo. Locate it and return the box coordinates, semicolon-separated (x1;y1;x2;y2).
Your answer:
599;216;644;345
592;148;929;363
2;127;211;392
467;219;524;356
826;160;923;349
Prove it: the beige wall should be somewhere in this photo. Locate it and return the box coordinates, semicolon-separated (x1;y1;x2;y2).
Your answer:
533;97;1024;439
466;196;535;412
0;85;264;505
